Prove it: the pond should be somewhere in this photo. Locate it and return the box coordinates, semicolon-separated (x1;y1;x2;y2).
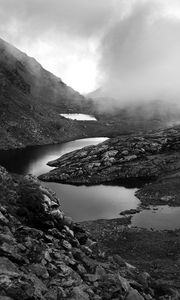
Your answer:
60;113;97;121
0;137;180;229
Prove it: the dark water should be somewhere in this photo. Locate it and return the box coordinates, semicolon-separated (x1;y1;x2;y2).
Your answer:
0;138;107;176
0;137;180;229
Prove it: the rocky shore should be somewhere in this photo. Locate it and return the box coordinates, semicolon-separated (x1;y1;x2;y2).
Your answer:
39;125;180;207
2;165;178;300
82;218;180;292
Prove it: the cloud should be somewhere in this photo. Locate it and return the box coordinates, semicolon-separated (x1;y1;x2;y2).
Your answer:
97;0;180;108
0;0;114;41
0;0;115;92
1;0;180;101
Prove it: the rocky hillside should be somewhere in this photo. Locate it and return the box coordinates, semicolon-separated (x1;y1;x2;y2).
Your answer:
0;38;94;150
1;165;178;299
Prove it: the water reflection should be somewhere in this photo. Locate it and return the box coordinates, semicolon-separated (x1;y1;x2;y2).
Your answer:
44;182;139;222
132;206;180;230
0;137;180;228
0;138;108;176
60;113;97;121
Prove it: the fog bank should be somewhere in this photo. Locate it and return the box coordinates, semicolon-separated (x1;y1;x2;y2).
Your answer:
96;0;180;110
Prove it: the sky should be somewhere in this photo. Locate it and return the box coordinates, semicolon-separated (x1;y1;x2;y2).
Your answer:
1;0;180;101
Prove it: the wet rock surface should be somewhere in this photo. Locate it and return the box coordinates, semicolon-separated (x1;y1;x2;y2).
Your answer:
39;125;180;207
1;166;179;299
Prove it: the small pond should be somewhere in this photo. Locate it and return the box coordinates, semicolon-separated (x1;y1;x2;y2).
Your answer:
0;137;180;229
60;113;97;121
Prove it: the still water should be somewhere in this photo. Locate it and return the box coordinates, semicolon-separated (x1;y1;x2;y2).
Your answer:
60;113;97;121
0;137;180;229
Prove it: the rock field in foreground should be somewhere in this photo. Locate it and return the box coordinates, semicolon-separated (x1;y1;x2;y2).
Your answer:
1;166;180;299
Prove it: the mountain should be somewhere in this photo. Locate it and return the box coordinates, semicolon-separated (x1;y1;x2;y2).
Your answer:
1;37;180;151
0;38;93;150
87;87;180;123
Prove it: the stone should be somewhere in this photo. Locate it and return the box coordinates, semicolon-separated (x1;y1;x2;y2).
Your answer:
64;225;74;237
137;272;151;288
0;257;20;276
51;209;64;221
95;265;106;277
84;274;101;282
43;194;52;207
125;289;144;300
70;286;90;300
0;234;15;244
118;275;131;293
0;243;24;263
124;155;137;161
113;254;126;267
62;239;72;251
77;264;87;275
45;286;66;300
122;150;129;156
29;263;49;279
81;245;92;256
63;216;73;227
160;196;175;202
120;208;141;216
44;250;52;262
0;212;9;225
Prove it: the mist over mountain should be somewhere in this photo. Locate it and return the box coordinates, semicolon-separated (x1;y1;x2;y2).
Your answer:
86;1;180;115
0;38;93;149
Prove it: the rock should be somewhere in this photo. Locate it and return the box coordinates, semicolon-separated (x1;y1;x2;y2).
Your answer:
63;216;73;227
38;126;180;193
44;250;52;262
124;155;137;161
29;263;49;279
81;245;93;256
0;243;25;263
62;240;72;251
84;274;101;282
0;164;179;300
0;257;19;276
122;150;129;156
45;287;66;300
118;275;131;293
77;264;87;275
120;208;141;216
69;286;90;300
125;289;144;300
113;254;126;267
0;212;9;225
51;209;64;221
86;238;97;249
64;225;74;237
160;196;175;202
137;272;151;288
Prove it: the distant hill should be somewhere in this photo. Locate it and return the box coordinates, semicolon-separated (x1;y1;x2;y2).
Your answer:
87;85;180;125
0;38;93;149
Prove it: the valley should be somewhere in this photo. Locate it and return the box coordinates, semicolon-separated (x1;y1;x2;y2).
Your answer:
1;36;180;299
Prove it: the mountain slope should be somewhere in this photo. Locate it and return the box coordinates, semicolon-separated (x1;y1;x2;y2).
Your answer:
0;38;93;149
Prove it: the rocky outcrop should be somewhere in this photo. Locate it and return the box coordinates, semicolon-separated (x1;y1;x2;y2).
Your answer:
1;165;175;299
39;125;180;185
